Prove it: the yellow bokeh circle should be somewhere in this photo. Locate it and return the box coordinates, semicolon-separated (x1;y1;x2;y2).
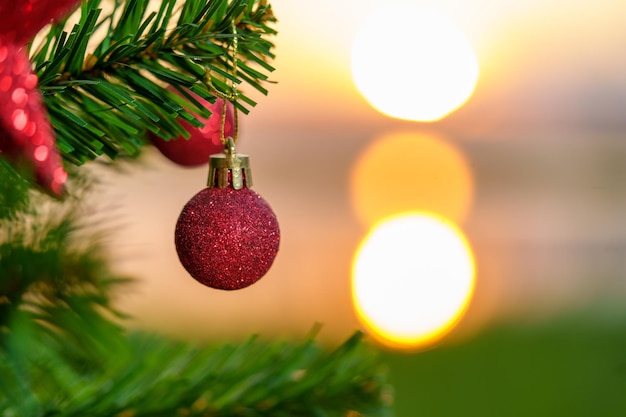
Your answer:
350;132;474;227
352;212;475;350
351;2;479;122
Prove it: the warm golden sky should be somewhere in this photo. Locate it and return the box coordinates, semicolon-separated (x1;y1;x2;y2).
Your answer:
258;0;626;133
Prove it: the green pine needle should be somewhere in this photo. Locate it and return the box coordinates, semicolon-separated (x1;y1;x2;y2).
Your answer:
1;324;393;417
31;0;277;165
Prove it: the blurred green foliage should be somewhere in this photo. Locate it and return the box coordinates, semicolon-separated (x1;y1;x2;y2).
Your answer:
384;310;626;417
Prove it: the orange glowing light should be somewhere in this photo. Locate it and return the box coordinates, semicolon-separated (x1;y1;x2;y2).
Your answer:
350;132;474;227
352;213;475;350
351;2;479;121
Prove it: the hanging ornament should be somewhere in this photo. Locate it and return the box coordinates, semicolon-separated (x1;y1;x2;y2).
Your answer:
0;0;79;196
150;89;235;167
174;24;280;290
175;137;280;290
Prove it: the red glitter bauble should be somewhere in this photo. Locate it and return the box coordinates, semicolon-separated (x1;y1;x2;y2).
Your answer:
0;0;80;45
0;42;67;196
0;0;79;196
150;91;235;166
175;187;280;290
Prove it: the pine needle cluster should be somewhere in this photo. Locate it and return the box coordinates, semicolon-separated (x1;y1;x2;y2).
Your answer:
33;0;276;165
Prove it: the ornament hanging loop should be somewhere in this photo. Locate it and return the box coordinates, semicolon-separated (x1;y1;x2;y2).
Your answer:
207;22;240;146
223;135;236;157
206;23;252;190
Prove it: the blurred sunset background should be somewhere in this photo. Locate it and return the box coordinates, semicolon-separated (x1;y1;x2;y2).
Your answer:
93;0;626;414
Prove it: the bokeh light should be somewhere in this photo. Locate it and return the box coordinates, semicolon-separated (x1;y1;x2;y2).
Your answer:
350;132;474;227
352;213;475;350
351;2;479;122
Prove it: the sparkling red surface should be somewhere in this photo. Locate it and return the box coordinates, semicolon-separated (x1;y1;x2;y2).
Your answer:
151;92;235;166
175;186;280;290
0;0;79;196
0;0;79;44
0;42;66;195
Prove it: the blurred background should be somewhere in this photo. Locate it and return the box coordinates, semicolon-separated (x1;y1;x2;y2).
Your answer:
94;0;626;415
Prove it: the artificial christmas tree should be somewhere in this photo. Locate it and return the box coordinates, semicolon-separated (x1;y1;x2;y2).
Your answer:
0;0;392;415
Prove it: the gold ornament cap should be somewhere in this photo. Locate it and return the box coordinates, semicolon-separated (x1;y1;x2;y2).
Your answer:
208;137;252;190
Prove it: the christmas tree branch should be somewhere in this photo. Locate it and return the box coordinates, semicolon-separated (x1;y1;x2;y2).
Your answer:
1;313;392;417
0;163;128;333
31;0;276;165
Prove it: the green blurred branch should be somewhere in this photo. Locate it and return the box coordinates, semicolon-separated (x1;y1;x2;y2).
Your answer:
1;319;392;417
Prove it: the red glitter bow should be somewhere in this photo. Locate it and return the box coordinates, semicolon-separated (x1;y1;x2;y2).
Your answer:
0;0;80;196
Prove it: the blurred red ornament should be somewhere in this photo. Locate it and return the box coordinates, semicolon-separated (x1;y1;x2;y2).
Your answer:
150;90;235;166
175;141;280;290
0;0;79;196
0;0;79;44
